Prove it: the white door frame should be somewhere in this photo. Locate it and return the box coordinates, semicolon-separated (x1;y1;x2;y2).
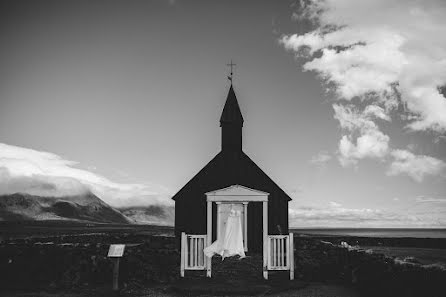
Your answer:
205;185;269;278
215;202;249;251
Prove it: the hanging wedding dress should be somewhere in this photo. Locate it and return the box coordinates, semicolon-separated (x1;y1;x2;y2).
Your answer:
203;206;246;259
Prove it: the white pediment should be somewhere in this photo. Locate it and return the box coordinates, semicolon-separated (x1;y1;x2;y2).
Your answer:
206;185;269;202
206;185;269;196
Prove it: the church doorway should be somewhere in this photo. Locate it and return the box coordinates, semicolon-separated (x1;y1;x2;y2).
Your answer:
216;203;248;251
206;185;268;257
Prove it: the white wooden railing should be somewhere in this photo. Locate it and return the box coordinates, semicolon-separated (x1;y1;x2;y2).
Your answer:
180;232;294;280
180;233;207;277
266;233;294;280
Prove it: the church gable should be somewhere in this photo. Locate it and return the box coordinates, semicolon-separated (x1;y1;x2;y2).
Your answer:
206;185;269;202
171;151;291;203
206;185;269;196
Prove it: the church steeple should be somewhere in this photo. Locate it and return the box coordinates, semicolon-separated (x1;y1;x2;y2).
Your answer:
220;84;244;152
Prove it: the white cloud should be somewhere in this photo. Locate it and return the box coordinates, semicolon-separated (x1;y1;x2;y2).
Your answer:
333;104;386;131
310;151;332;167
289;205;386;223
387;149;446;182
415;196;446;203
363;105;391;122
333;104;390;166
289;201;446;227
282;1;446;178
281;0;446;133
0;143;172;207
338;132;390;167
329;201;341;208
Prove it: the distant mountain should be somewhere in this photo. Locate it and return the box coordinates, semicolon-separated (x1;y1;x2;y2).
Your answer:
0;192;130;224
119;205;174;226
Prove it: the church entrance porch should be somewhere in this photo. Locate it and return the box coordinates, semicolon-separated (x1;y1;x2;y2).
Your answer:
206;185;269;278
180;185;294;280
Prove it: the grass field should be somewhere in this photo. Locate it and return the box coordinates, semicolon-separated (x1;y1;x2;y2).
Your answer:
2;222;446;296
0;221;174;240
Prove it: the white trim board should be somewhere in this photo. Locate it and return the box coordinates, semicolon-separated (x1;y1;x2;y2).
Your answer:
206;185;269;202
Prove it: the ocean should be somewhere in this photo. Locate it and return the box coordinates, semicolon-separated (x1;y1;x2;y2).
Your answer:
292;228;446;267
291;228;446;238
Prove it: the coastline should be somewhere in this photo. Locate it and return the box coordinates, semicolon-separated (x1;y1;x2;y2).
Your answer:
293;229;446;269
291;227;446;238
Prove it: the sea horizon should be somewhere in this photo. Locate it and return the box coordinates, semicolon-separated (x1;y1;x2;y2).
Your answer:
291;227;446;239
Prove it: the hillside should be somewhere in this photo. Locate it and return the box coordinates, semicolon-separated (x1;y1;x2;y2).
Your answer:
119;205;174;226
0;192;130;224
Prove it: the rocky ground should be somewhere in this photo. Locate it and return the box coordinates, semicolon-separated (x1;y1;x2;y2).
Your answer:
0;227;445;296
1;282;361;297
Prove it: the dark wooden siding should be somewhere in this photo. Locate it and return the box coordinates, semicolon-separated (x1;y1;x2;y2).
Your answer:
173;151;291;252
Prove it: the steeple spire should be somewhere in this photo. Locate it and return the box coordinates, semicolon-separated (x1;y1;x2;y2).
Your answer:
220;85;243;125
220;84;243;152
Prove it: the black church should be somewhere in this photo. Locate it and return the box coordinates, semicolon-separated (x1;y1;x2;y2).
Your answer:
172;83;291;254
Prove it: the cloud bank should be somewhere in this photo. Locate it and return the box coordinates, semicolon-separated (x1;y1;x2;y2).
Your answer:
309;151;332;168
281;0;446;181
387;149;446;182
333;104;390;166
289;201;445;227
415;196;446;203
0;143;172;207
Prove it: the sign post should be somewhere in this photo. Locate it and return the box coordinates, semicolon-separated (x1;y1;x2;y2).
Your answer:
112;257;120;291
108;244;125;291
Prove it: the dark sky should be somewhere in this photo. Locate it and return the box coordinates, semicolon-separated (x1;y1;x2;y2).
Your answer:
0;0;445;227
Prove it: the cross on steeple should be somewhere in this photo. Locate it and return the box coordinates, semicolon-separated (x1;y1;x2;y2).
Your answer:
227;60;236;83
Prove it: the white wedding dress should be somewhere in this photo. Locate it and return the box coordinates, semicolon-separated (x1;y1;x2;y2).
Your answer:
204;208;246;259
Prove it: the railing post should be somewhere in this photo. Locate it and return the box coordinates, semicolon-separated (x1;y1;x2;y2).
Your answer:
289;233;294;280
280;238;283;267
188;236;192;268
194;238;197;267
263;201;268;280
206;200;212;278
243;202;248;252
273;238;277;267
199;237;202;267
180;232;186;277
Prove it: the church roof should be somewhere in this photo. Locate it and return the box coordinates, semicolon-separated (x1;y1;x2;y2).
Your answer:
220;85;244;126
171;151;292;202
